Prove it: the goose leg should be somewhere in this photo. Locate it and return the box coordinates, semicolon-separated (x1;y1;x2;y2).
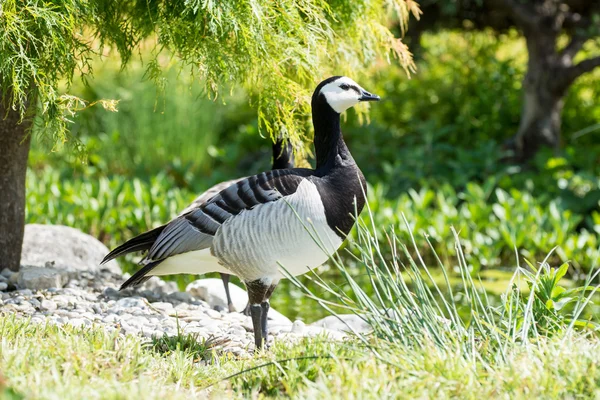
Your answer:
220;273;236;312
260;301;270;340
260;284;278;341
246;279;270;350
250;304;263;349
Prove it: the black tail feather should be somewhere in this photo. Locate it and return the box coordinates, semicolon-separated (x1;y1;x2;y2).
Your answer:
101;225;167;265
119;260;163;290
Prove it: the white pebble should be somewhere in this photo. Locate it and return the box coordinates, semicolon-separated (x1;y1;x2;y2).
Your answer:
67;318;90;328
205;309;221;319
40;299;57;311
291;320;305;334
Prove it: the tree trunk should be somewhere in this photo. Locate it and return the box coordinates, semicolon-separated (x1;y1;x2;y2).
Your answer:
509;29;566;162
512;68;564;161
0;99;32;272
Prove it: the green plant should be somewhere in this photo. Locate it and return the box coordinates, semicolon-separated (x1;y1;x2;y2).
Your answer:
150;333;222;362
287;208;600;366
505;258;600;337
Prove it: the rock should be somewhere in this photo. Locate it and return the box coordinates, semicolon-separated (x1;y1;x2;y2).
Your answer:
102;287;119;298
67;318;90;328
91;304;102;314
141;277;179;294
186;278;292;325
29;298;41;308
40;299;58;311
168;291;194;303
0;282;7;291
186;278;239;309
303;326;346;340
205;309;221;319
279;324;346;341
311;314;371;334
8;272;19;285
1;268;13;278
17;266;67;290
150;302;174;313
52;295;78;308
138;290;161;302
267;309;291;325
291;320;305;334
109;297;150;315
20;224;121;275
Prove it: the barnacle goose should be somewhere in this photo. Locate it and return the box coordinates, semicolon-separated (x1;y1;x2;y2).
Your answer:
102;76;380;350
102;139;294;313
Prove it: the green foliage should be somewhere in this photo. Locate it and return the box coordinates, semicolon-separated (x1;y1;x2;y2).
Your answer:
27;55;283;187
0;0;105;148
503;260;599;337
288;209;599;363
1;0;419;155
358;180;599;274
26;167;188;246
25;166;600;320
346;30;600;191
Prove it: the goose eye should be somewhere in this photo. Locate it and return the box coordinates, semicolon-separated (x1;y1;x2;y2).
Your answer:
339;84;350;91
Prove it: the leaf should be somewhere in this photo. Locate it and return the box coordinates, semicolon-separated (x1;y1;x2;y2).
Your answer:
550;285;566;299
492;204;506;220
555;262;569;282
553;297;573;311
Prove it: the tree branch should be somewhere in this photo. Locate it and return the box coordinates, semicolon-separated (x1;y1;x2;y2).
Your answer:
558;34;589;65
564;56;600;85
497;0;540;29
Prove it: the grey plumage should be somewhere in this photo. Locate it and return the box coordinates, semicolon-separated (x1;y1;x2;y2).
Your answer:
123;169;309;284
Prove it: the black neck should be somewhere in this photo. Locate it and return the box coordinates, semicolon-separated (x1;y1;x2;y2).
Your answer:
272;139;294;169
312;97;350;170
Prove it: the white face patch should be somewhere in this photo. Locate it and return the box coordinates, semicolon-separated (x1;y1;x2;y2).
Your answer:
320;76;365;113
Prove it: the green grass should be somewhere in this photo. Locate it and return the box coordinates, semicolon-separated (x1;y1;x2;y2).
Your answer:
2;315;600;398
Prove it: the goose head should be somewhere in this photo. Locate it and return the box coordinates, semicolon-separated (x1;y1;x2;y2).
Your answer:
313;76;380;114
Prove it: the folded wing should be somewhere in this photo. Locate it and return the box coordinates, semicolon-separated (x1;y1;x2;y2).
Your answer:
142;169;310;264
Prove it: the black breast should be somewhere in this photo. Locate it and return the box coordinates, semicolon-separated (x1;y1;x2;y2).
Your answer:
310;161;367;239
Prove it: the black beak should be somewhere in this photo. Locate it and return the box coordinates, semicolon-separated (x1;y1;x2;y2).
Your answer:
358;90;380;102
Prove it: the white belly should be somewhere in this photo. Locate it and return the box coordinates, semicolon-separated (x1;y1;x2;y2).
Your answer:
211;179;343;282
150;248;231;276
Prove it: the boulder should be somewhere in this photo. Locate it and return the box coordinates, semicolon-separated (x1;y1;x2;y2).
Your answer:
20;224;121;275
186;278;291;325
17;266;67;290
311;314;371;334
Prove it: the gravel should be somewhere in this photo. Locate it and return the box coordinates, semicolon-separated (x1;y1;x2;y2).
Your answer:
0;269;347;354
